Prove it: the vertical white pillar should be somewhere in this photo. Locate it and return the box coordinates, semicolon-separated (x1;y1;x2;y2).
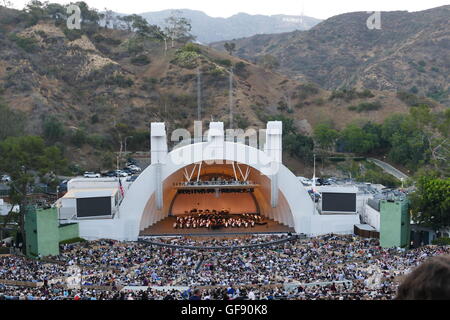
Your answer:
151;123;167;209
265;121;282;208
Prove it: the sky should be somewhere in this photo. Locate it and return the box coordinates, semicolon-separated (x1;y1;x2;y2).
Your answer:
8;0;450;19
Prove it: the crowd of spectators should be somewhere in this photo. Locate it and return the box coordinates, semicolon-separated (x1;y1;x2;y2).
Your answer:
0;234;449;300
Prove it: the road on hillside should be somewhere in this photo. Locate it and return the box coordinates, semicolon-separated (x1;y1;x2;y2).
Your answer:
367;158;409;181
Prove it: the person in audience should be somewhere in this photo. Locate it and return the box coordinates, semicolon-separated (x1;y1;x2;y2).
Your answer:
395;255;450;300
189;288;202;300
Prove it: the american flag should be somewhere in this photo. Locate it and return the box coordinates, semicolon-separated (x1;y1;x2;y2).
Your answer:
119;178;124;197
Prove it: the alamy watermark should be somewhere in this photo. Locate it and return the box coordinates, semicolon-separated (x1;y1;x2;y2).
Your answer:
166;121;282;176
366;11;381;30
67;4;81;30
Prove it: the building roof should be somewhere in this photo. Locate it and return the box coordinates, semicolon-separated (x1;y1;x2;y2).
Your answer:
355;224;377;231
62;188;118;199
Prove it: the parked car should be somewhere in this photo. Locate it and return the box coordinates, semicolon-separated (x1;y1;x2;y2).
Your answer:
115;170;128;177
58;180;68;193
103;171;117;177
126;158;138;166
126;175;139;182
84;172;101;178
0;175;11;183
298;176;312;186
122;168;134;175
127;165;141;173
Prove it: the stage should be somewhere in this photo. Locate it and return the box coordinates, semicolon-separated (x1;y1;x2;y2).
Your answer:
139;216;295;236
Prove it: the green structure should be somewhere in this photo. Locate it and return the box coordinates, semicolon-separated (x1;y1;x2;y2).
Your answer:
380;199;411;248
25;206;79;258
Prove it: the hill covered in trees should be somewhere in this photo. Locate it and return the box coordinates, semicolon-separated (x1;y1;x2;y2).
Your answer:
0;2;447;179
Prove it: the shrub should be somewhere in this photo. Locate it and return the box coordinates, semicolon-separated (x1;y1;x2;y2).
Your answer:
59;237;86;245
106;75;134;88
235;114;250;129
234;61;249;79
329;88;374;101
9;33;38;52
141;77;158;91
130;54;151;66
93;34;122;46
172;50;200;69
295;83;320;99
126;38;144;55
0;246;11;254
181;43;201;53
432;238;450;246
63;28;83;41
313;98;325;105
87;134;110;149
348;101;382;112
90;114;99;124
209;66;225;78
396;91;432;107
426;87;448;102
214;58;232;67
360;89;375;98
329;157;346;162
70;129;88;147
43;117;65;143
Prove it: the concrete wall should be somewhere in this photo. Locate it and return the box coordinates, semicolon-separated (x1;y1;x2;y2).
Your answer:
310;214;361;235
363;204;380;231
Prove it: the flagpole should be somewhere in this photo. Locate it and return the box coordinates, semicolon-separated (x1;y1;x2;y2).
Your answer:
312;154;316;215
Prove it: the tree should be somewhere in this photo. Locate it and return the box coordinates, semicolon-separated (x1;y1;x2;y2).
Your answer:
1;0;13;8
0;136;67;252
268;115;314;163
118;15;133;31
314;123;339;151
339;124;379;154
410;174;450;233
259;54;279;71
44;3;66;25
24;0;46;26
284;133;314;163
380;106;448;172
42;116;65;144
0;102;26;140
410;105;449;175
164;10;194;48
224;42;236;56
103;8;114;29
129;14;164;40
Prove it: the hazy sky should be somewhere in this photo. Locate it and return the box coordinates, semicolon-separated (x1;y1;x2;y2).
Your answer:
9;0;450;19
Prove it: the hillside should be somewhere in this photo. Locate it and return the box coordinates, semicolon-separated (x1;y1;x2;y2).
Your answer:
212;6;450;106
0;5;444;173
137;9;322;44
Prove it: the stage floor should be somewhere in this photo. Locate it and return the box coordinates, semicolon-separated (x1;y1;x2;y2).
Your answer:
140;216;294;236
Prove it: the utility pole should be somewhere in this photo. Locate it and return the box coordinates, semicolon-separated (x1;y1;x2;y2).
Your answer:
197;68;202;121
229;67;234;129
124;136;133;159
312;153;316;215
